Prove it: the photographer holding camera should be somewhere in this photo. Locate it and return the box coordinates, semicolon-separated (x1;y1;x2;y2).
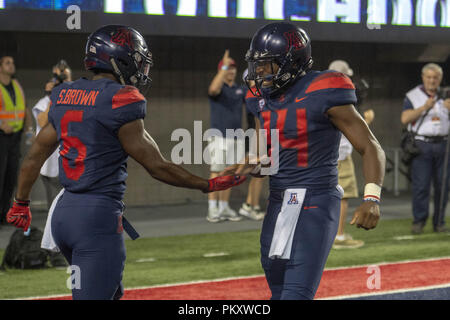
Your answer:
31;60;72;210
401;63;450;234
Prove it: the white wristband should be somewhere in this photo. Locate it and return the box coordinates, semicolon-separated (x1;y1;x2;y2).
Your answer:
363;183;381;203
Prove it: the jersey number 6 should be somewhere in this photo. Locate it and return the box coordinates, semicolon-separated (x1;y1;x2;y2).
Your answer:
60;110;86;181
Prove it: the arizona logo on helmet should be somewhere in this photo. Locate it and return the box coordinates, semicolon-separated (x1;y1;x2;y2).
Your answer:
111;28;133;49
283;30;306;51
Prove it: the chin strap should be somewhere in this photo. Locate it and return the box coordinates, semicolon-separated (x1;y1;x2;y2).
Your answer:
110;58;126;85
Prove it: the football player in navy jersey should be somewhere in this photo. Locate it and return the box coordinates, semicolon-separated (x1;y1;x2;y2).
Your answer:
221;22;385;300
6;25;245;300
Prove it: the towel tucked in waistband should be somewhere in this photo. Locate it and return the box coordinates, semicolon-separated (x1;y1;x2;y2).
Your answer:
268;188;306;260
41;188;65;252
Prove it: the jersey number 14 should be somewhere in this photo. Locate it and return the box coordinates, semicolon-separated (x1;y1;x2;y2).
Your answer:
261;108;308;167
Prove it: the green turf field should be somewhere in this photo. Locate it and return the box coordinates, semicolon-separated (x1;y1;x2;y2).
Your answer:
0;218;449;299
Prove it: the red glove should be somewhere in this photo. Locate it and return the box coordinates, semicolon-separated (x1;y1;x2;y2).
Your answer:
206;175;247;193
6;199;32;231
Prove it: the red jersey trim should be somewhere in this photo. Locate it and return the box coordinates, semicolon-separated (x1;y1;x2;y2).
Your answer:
305;73;355;94
245;87;260;99
112;86;145;109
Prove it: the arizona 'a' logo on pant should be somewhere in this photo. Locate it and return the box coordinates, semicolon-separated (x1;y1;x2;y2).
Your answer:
287;193;298;205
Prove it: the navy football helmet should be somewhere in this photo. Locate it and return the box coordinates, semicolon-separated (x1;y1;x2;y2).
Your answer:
245;22;313;97
84;25;153;91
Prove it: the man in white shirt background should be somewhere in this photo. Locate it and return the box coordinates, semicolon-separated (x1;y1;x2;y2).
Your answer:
401;63;450;234
31;60;71;210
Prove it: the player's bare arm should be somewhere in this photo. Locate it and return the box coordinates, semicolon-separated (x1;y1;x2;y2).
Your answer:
16;122;59;201
118;119;245;193
328;104;386;230
6;123;58;230
220;116;264;176
24;105;33;131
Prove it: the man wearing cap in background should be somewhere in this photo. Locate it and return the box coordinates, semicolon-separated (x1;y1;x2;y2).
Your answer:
206;50;246;222
328;60;375;249
0;55;33;226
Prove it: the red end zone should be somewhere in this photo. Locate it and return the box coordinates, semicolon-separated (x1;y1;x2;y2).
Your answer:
36;257;450;300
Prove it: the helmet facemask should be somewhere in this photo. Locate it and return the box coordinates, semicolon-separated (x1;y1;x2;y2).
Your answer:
131;50;153;95
110;49;153;95
246;59;276;97
245;47;312;98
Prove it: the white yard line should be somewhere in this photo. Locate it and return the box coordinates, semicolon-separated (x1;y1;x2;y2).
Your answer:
203;252;230;258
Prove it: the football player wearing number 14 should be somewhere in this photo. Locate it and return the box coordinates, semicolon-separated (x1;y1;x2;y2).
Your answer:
6;25;246;300
221;22;386;300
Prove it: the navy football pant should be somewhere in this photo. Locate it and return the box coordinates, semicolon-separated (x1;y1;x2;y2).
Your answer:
260;187;341;300
51;191;126;300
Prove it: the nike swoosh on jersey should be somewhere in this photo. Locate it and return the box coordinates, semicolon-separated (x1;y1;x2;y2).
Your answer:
295;97;307;103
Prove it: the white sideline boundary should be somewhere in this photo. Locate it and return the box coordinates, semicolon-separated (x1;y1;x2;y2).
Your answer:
15;256;450;300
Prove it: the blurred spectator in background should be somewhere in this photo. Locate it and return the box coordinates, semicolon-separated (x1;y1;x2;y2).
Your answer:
328;60;375;249
401;63;450;234
239;69;265;221
206;50;245;222
32;60;72;210
0;55;33;226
